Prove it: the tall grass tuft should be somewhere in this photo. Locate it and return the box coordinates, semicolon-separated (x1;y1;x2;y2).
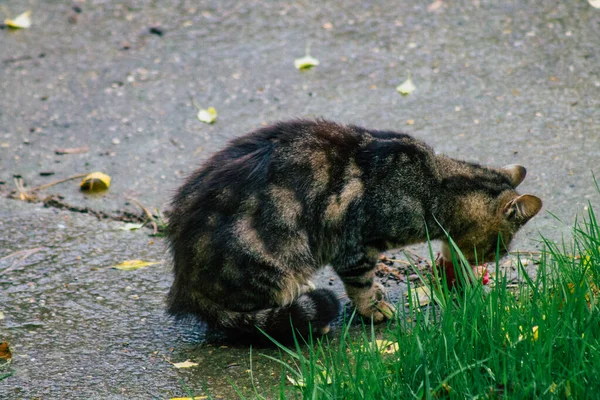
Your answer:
263;202;600;399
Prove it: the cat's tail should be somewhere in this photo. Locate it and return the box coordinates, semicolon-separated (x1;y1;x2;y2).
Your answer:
169;288;340;342
227;289;341;341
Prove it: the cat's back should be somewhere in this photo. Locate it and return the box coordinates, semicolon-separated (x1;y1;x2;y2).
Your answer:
171;120;365;207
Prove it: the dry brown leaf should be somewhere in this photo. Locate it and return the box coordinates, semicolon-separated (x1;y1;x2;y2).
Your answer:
0;342;12;361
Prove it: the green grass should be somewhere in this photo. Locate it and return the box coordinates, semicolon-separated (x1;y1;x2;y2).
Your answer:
257;202;600;399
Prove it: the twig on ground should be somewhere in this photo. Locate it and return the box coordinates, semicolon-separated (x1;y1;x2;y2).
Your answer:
126;196;159;235
30;173;88;192
14;177;36;201
13;173;88;202
0;247;43;275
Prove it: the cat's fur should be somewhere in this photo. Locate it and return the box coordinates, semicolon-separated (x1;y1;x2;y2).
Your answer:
167;119;542;341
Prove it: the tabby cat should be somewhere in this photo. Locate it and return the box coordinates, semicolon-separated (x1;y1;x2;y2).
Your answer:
167;120;542;341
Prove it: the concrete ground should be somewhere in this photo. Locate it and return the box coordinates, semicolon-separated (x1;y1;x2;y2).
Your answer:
1;0;599;398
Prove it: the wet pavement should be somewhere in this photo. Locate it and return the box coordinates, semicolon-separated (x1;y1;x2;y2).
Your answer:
1;0;599;398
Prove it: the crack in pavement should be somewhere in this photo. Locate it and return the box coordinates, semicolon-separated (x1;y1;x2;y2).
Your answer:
4;190;149;224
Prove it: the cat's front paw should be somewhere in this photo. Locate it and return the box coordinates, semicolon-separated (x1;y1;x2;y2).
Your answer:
354;282;395;323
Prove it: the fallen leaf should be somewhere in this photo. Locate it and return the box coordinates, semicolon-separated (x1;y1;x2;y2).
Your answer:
197;107;217;124
396;74;416;96
80;172;111;192
111;259;160;271
0;312;4;320
294;54;320;70
119;223;144;231
55;147;89;155
287;375;306;387
427;0;444;12
405;286;432;308
170;397;208;400
0;343;12;361
172;360;199;369
287;369;331;387
589;0;600;8
5;11;32;29
373;339;400;354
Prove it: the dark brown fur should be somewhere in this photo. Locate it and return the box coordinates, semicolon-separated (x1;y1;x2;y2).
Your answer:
166;120;542;341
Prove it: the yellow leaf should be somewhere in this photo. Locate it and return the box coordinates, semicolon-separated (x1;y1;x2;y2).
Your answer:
80;172;111;192
589;0;600;8
294;55;320;70
5;10;32;29
549;382;558;393
197;107;217;124
532;326;539;341
287;369;331;387
405;286;431;308
111;259;160;271
287;375;306;387
396;73;416;96
170;397;208;400
374;339;400;354
172;360;199;369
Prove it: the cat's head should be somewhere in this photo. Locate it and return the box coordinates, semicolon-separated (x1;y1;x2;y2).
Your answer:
441;164;542;264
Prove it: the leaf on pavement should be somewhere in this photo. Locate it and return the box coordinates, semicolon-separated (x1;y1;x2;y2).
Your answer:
427;1;444;12
294;54;320;70
80;172;111;192
118;223;144;231
5;11;32;29
172;360;199;369
170;397;208;400
396;73;416;96
0;342;12;361
197;107;217;124
111;259;160;271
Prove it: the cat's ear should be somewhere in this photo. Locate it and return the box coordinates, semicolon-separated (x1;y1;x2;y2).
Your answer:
503;194;542;223
502;164;527;187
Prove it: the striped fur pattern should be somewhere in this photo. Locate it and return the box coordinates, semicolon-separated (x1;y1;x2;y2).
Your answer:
167;120;542;341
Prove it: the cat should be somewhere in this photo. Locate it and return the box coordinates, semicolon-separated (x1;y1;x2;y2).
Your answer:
166;119;542;341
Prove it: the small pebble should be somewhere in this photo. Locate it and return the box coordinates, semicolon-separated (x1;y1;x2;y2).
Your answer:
149;26;164;36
